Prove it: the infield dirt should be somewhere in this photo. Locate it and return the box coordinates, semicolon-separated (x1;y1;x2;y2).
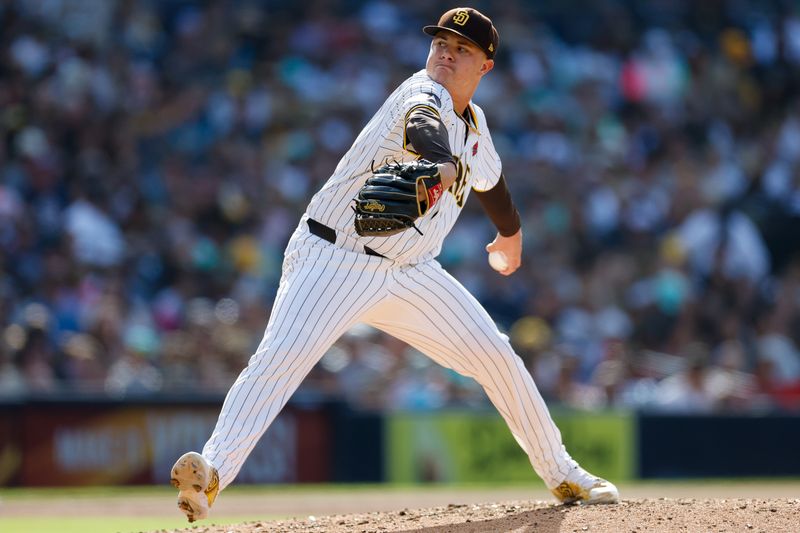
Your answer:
4;482;799;532
161;497;799;532
152;483;800;533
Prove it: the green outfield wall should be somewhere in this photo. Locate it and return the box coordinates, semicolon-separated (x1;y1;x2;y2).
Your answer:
385;410;635;483
3;397;800;487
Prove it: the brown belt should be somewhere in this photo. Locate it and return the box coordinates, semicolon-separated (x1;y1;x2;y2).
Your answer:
307;219;385;258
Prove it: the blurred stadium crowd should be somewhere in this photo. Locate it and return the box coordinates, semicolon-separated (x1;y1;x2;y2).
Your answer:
0;0;799;413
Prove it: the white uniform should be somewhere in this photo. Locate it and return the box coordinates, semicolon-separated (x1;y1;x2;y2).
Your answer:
202;70;579;491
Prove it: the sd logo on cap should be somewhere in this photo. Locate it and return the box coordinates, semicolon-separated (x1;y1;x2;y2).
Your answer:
423;7;499;59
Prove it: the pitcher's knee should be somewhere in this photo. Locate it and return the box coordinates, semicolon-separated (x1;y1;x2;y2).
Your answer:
490;346;528;372
244;346;300;377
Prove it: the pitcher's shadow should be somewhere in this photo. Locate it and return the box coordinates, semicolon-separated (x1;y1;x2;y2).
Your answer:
393;505;567;533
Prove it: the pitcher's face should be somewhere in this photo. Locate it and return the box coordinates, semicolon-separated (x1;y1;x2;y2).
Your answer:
426;31;493;91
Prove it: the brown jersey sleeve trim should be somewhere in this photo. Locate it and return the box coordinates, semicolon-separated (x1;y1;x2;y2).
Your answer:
473;174;521;237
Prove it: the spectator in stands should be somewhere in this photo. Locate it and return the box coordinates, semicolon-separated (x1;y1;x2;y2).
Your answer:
0;0;797;414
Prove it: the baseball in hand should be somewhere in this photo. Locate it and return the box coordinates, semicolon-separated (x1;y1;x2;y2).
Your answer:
488;251;509;271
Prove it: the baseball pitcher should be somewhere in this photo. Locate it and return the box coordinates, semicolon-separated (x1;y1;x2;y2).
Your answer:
170;7;619;522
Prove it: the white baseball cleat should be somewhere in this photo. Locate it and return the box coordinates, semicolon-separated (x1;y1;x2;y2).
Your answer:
551;466;619;505
170;451;220;522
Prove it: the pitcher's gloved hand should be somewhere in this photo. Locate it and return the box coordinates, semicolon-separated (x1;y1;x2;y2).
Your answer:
353;159;443;237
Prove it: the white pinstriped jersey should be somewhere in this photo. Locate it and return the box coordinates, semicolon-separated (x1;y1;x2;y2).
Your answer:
305;70;502;264
201;74;585;498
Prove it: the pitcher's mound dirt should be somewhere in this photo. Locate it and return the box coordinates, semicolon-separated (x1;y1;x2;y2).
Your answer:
164;498;800;532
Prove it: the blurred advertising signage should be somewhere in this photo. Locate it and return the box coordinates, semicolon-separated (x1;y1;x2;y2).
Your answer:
385;410;635;483
5;401;330;486
0;406;21;486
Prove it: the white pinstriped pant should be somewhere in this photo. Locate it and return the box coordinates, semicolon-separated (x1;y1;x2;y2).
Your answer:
202;223;578;490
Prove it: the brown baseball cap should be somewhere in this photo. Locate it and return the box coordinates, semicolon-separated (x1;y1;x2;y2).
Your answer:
423;7;499;59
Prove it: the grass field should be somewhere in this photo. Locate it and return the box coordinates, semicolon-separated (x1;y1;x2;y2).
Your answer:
2;485;261;533
0;517;212;533
2;479;799;533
